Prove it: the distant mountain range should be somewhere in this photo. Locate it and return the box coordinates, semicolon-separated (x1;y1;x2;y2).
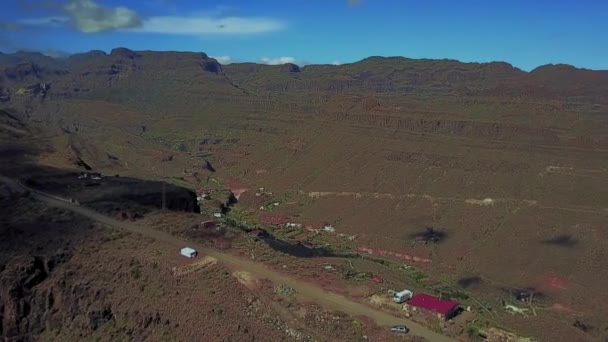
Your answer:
1;48;607;105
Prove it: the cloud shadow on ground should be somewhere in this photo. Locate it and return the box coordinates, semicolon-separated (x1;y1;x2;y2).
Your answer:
542;234;578;247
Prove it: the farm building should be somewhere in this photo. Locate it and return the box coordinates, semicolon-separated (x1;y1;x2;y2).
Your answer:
405;293;460;320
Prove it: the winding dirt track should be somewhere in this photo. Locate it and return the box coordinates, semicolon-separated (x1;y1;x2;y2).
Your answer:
0;175;454;342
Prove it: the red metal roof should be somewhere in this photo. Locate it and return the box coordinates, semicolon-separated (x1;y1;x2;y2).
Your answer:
371;275;384;283
406;293;459;315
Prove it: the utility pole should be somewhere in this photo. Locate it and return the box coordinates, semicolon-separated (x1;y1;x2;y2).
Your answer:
159;152;173;211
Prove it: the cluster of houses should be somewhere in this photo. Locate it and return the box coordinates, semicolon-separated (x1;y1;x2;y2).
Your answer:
394;290;461;321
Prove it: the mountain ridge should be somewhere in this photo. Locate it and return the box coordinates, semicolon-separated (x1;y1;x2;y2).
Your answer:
2;47;607;72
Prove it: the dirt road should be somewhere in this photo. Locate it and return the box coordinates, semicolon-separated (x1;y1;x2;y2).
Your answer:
0;175;455;342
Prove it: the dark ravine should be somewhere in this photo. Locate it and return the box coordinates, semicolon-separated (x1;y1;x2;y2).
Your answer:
260;235;337;258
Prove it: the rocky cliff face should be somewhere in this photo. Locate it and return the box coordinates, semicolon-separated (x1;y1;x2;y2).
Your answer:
2;49;607;105
0;192;109;342
0;254;67;340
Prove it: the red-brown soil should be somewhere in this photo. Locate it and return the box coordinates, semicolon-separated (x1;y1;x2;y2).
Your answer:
1;49;607;341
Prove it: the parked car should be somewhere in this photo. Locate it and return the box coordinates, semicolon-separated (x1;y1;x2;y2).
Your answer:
393;289;413;303
390;325;409;334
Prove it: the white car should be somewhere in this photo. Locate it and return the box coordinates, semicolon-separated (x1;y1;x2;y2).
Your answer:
390;325;409;334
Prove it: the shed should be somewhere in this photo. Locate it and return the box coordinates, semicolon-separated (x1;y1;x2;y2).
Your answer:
371;275;384;283
406;293;460;320
180;247;198;258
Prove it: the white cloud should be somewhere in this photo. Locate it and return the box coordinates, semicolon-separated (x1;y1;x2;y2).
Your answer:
331;61;342;65
133;16;285;35
260;57;297;65
210;55;233;64
63;0;141;33
16;0;284;35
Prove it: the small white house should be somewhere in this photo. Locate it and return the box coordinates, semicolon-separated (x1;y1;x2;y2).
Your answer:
180;247;198;258
393;289;414;303
322;225;336;233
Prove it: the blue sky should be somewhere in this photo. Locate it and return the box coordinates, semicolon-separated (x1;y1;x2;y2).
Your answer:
1;0;607;70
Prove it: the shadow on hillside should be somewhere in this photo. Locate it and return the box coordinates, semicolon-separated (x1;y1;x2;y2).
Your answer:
542;234;578;248
410;226;449;244
457;276;482;289
0;140;200;219
24;168;200;217
0;143;90;271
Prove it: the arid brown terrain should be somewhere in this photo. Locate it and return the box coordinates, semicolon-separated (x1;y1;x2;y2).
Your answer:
1;48;607;341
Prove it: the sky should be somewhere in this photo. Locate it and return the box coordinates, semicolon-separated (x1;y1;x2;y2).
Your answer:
0;0;607;70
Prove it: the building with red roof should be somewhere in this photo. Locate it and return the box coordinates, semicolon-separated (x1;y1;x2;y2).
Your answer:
405;293;460;320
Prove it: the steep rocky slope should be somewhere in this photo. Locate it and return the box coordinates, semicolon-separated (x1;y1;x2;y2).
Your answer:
0;192;295;342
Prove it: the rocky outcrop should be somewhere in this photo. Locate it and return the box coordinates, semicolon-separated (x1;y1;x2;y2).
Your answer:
200;59;223;74
110;48;139;60
0;254;64;339
3;63;41;82
15;83;50;98
281;63;300;73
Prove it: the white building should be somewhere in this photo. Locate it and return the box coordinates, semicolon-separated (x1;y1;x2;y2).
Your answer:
180;247;198;258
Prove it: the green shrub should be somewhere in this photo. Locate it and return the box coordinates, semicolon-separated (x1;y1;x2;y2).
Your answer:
131;266;142;279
